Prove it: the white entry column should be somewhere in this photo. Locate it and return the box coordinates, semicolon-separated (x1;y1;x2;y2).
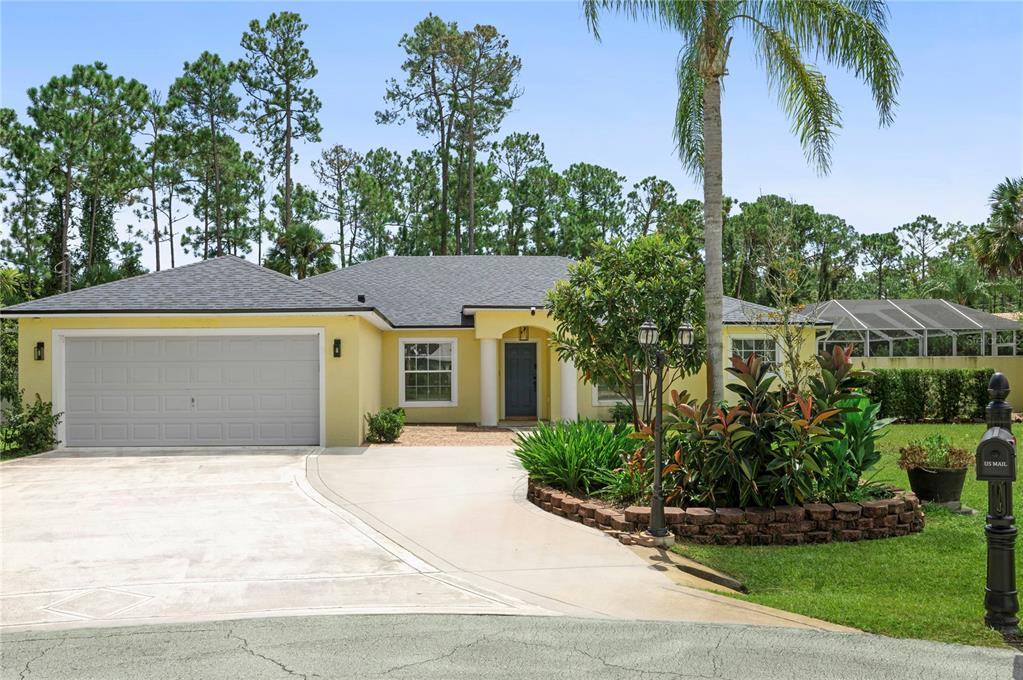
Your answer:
480;338;498;426
559;357;577;421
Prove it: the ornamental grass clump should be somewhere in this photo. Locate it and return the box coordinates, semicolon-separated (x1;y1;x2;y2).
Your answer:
512;420;633;495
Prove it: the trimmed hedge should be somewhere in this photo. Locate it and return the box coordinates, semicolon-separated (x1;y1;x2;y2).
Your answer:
865;368;994;423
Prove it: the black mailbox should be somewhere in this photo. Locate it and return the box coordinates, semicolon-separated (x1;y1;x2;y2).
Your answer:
977;427;1016;482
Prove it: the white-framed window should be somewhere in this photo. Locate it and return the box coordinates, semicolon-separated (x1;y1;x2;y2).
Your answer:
399;338;458;407
730;336;779;366
592;370;646;406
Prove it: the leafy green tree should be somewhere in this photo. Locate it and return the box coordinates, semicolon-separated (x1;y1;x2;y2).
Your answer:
263;183;333;279
0;110;49;297
897;214;947;291
522;165;567;255
448;24;522;254
239;11;322;231
560;162;626;258
492;132;547;254
626;176;678;238
312;143;361;267
584;0;901;402
975;177;1023;279
27;62;149;291
394;150;441;256
378;14;463;254
860;231;902;299
547;234;704;427
169;51;240;256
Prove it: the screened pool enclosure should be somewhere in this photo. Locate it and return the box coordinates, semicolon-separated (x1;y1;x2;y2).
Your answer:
808;299;1022;358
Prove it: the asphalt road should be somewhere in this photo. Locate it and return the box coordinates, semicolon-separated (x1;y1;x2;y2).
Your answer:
1;615;1019;680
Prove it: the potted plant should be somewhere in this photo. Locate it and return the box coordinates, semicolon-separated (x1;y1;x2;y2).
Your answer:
897;434;972;504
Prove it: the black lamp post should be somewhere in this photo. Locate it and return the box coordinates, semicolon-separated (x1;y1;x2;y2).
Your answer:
638;318;694;540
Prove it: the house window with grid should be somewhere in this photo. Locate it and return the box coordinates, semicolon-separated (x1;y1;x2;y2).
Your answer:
731;337;778;366
593;370;646;406
400;340;456;406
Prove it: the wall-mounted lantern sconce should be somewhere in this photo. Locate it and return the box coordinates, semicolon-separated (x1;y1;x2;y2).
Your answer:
333;339;343;358
518;326;530;341
34;341;45;361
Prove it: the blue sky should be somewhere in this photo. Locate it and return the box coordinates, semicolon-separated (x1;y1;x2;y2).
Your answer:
2;1;1021;269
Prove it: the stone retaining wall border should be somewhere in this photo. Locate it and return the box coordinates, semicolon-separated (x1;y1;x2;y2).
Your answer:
526;479;924;546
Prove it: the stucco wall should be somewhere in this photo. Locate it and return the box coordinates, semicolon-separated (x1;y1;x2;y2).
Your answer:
379;328;480;424
857;356;1023;411
356;318;383;442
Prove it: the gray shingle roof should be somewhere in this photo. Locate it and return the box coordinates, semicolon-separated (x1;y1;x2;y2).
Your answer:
807;299;1021;331
305;256;576;327
1;256;365;315
1;253;805;329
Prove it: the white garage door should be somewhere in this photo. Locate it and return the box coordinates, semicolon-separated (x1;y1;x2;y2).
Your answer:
64;334;320;447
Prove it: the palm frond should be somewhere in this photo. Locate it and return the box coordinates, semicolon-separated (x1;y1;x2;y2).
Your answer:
749;21;841;173
674;47;705;178
746;0;901;126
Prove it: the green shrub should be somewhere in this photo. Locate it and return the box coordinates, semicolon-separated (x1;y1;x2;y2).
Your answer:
609;402;634;427
897;433;972;470
866;368;993;422
593;447;654;505
664;347;886;507
364;407;406;443
513;420;634;495
1;392;61;458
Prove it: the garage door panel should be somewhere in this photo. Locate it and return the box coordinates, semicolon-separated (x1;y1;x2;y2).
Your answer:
64;334;319;447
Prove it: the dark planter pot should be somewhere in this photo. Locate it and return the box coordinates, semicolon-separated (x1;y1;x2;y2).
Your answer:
906;466;967;503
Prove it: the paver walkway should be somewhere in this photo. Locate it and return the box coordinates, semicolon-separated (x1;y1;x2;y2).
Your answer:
310;445;848;629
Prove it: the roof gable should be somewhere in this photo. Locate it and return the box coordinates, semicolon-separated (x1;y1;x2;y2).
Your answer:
2;256;362;314
304;256;575;327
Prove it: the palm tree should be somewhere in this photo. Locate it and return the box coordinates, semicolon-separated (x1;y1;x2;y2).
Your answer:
583;1;900;401
264;224;336;280
0;268;25;306
975;177;1023;278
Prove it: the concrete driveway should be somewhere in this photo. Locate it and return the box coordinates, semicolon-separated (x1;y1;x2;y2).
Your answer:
0;449;540;631
310;446;846;629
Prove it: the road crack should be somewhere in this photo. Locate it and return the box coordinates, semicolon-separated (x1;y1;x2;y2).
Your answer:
383;634;490;675
227;628;317;679
18;638;65;680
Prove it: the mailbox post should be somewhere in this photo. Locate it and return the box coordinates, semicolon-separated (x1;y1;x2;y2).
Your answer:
977;373;1019;634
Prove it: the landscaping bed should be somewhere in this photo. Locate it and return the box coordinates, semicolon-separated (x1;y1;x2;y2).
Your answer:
672;423;1014;648
527;479;923;546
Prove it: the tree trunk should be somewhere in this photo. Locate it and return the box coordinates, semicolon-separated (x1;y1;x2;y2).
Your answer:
61;166;72;292
168;187;176;268
702;74;725;403
210;113;222;257
151;164;161;272
467;123;476;255
203;175;210;260
284;99;293;231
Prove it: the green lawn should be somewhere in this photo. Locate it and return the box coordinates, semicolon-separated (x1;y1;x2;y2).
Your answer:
673;423;1020;648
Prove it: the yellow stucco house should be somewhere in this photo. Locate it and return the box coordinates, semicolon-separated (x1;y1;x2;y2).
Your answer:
3;255;821;448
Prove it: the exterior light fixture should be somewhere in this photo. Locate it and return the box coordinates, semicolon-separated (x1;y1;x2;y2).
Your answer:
34;341;44;361
638;319;658;349
677;321;694;348
333;339;342;358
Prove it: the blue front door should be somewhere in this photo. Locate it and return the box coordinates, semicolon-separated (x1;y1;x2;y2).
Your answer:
504;343;537;418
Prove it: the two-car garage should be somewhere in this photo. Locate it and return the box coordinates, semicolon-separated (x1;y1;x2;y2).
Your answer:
57;331;322;447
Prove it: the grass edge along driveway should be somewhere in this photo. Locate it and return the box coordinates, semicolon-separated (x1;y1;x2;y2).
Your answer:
673;423;1019;648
